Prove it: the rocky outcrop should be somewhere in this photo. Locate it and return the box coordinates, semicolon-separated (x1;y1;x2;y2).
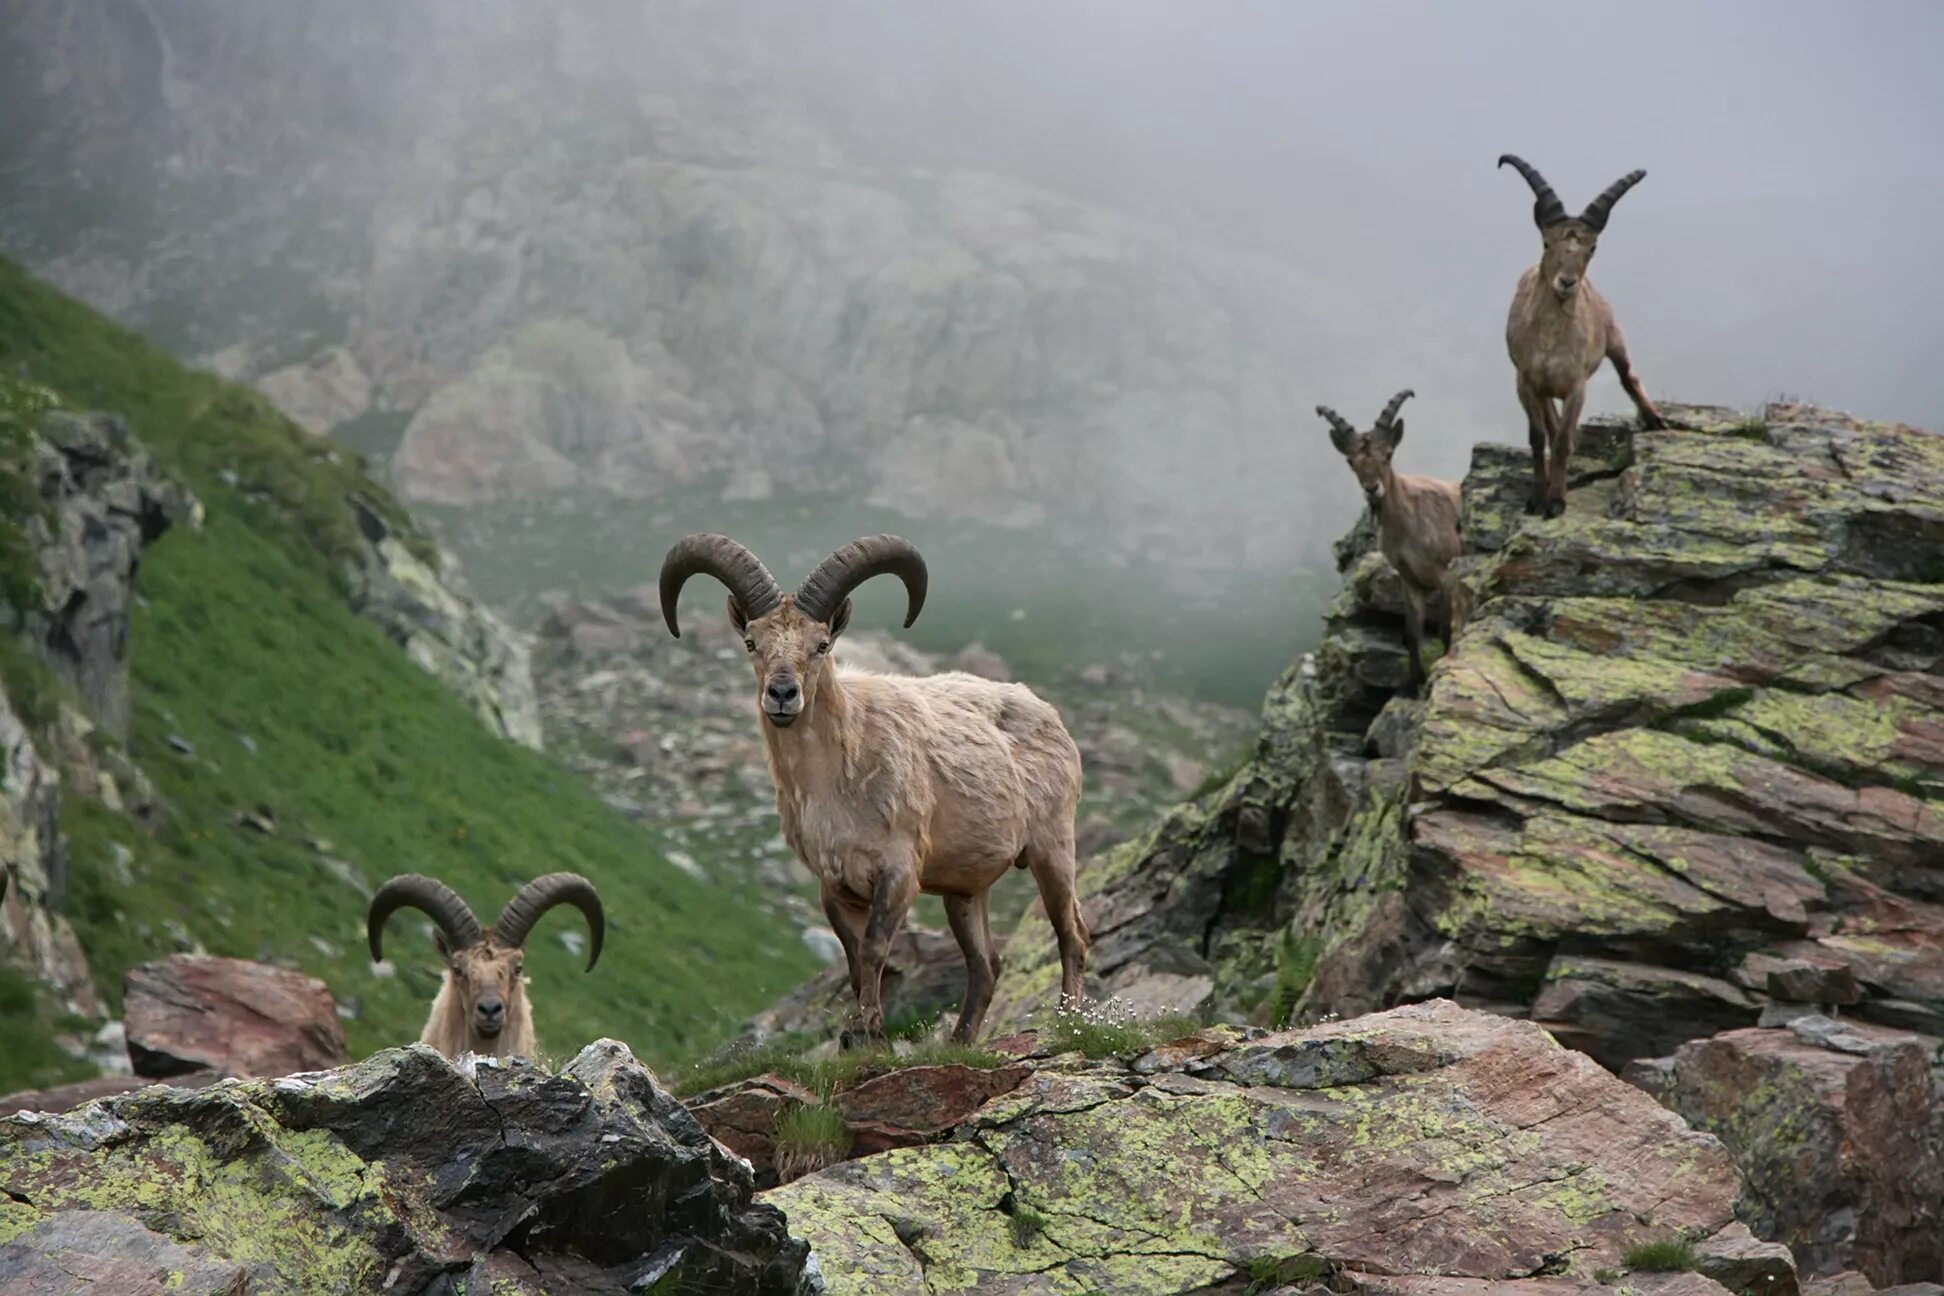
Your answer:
991;404;1944;1059
123;953;350;1080
769;1000;1765;1294
0;1039;816;1295
342;493;543;750
0;686;94;1016
6;408;199;737
1627;1016;1943;1287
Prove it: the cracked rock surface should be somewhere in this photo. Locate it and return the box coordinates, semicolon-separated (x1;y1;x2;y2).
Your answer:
0;1039;815;1294
768;1000;1752;1295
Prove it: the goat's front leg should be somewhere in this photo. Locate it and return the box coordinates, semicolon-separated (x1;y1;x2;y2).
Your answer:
819;884;866;998
1515;378;1551;515
1402;584;1429;695
1606;324;1667;430
1543;387;1584;519
841;856;920;1050
942;891;998;1044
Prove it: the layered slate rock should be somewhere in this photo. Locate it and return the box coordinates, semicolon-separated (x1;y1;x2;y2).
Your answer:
1627;1017;1944;1287
768;1001;1754;1295
123;953;350;1080
0;1039;815;1295
991;404;1944;1069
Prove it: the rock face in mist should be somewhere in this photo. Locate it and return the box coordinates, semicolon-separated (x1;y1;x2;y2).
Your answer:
768;1001;1771;1295
0;1040;815;1295
0;0;1390;568
343;494;543;750
1;404;195;1021
987;403;1944;1285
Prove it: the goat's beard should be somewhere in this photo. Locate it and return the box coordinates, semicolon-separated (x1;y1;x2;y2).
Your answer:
474;1018;502;1037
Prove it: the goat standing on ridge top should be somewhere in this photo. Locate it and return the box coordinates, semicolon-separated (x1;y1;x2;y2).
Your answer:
1499;154;1668;518
1319;390;1464;694
658;532;1088;1047
367;872;604;1060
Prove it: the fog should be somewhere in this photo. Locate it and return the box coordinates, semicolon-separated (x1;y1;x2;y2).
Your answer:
2;0;1940;654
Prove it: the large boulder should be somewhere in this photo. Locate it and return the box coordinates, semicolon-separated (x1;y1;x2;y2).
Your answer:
0;1039;815;1295
1626;1017;1944;1287
769;1000;1762;1295
123;953;350;1079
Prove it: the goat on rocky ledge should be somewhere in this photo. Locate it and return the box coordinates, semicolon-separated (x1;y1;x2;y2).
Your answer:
1319;389;1464;694
658;532;1088;1046
367;872;604;1060
1499;154;1668;518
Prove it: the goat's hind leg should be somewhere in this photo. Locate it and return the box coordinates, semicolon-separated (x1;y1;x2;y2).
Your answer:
1402;584;1429;694
942;891;998;1044
1022;833;1089;1007
1607;325;1667;430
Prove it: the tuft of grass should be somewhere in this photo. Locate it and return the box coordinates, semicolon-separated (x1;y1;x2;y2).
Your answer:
773;1101;852;1182
1623;1238;1697;1273
1041;998;1202;1060
675;1034;1007;1098
0;966;96;1095
1268;932;1323;1030
0;258;823;1068
1002;1194;1050;1249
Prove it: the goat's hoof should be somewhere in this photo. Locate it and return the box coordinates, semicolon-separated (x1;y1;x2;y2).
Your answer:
1542;499;1566;519
1522;497;1541;516
838;1028;876;1052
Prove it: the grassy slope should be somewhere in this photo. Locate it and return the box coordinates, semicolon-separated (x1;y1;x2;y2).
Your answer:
0;258;819;1080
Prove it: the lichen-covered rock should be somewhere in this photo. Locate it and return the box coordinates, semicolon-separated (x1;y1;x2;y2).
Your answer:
0;1039;815;1294
1625;1018;1943;1287
123;953;349;1080
768;1001;1756;1296
0;687;96;1017
992;405;1944;1074
0;1209;249;1295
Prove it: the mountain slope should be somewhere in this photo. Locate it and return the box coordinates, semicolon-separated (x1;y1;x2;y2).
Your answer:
0;259;819;1084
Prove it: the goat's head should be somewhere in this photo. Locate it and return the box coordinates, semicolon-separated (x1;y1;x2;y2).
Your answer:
1318;390;1414;509
1498;155;1646;301
659;533;927;731
368;872;604;1045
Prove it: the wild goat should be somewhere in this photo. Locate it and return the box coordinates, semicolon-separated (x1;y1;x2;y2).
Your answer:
1319;389;1464;693
658;533;1087;1046
1499;154;1668;518
367;872;604;1060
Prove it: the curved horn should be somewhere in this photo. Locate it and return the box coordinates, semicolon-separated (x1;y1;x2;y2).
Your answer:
494;872;605;971
1316;404;1360;453
1376;389;1416;430
795;534;928;628
1497;154;1569;229
368;874;482;964
658;533;783;638
1580;168;1646;232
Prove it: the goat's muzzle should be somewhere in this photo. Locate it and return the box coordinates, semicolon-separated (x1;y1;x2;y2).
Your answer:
763;675;802;727
1551;274;1580;299
474;999;505;1036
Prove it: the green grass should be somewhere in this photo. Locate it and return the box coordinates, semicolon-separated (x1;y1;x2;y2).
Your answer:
674;1034;1007;1098
1623;1239;1697;1273
0;966;96;1094
1268;932;1323;1029
772;1101;852;1181
0;258;822;1070
1041;1000;1202;1060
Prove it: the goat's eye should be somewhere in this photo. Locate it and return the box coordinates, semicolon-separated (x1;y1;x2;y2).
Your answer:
743;639;756;653
816;641;830;655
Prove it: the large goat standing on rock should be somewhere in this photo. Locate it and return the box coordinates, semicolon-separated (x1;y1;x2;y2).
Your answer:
659;533;1088;1046
1319;390;1464;694
367;872;604;1060
1499;154;1668;518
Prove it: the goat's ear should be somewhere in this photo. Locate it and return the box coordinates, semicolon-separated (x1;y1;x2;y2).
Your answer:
1383;418;1405;448
433;930;451;959
727;595;749;635
1326;425;1356;456
828;598;853;641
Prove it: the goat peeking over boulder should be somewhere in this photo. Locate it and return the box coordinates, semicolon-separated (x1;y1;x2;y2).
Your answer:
1319;389;1464;694
659;532;1088;1047
1499;154;1668;518
367;872;604;1060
